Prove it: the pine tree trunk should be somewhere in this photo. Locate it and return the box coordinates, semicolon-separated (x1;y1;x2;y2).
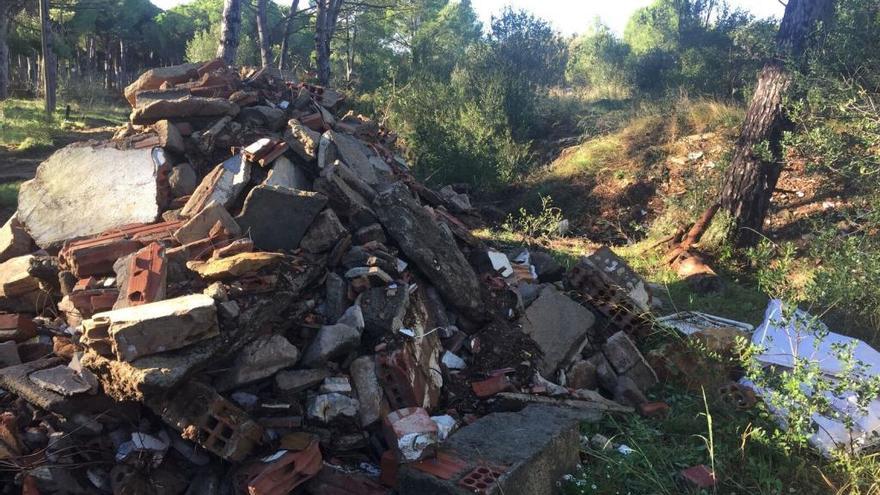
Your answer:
0;2;10;100
720;0;834;246
315;0;343;85
256;0;271;67
278;0;300;70
217;0;242;65
39;0;56;114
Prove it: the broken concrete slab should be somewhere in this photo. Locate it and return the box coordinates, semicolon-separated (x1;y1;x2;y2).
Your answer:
307;393;360;423
314;161;377;228
186;252;284;280
174;202;240;245
17;145;161;247
360;286;409;343
601;331;657;392
328;131;378;185
82;294;219;362
28;365;93;396
398;405;599;495
284;119;320;161
0;215;34;264
0;255;40;298
130;96;239;125
264;156;311;190
215;335;299;391
124;62;200;106
238;105;286;131
235;185;328;251
300;209;348;254
520;286;595;376
0;357;111;416
350;355;384;427
169;163;198;198
153;120;185;155
300;323;361;368
0;340;21;367
373;183;483;320
275;368;330;395
180;154;251;217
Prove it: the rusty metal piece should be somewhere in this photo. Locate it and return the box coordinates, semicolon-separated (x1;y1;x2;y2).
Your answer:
411;451;470;480
124;242;167;307
59;221;183;277
241;440;322;495
566;260;651;339
161;381;263;462
457;465;506;494
0;313;37;343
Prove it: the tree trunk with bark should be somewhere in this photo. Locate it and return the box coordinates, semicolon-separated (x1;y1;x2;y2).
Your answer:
720;0;834;246
217;0;242;65
278;0;300;70
315;0;344;85
256;0;271;67
39;0;56;114
0;2;11;100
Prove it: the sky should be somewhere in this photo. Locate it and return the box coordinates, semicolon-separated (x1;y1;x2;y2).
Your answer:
148;0;785;36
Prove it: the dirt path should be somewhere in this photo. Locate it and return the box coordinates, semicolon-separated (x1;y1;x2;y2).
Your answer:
0;126;117;182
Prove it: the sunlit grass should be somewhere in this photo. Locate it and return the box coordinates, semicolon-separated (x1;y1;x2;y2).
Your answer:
0;98;127;150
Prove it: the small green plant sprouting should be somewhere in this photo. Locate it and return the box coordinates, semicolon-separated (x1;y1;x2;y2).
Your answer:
502;194;565;239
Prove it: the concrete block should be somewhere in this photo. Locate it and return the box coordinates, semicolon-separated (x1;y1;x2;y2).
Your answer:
399;405;598;495
82;293;218;362
17;145;162;247
235;185;328;251
520;286;595;376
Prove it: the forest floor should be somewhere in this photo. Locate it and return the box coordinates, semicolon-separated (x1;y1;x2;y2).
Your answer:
476;96;879;494
0;98;126;220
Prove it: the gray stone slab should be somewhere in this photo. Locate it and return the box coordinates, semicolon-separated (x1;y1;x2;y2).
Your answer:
520;286;595;376
235;185;328;251
399;405;599;495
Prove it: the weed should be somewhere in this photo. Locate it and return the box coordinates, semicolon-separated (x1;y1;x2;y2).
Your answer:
502;194;566;239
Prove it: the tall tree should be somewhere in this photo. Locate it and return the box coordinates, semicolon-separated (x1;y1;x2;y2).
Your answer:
256;0;271;66
217;0;242;65
278;0;300;70
0;0;19;100
315;0;344;85
39;0;56;114
719;0;834;246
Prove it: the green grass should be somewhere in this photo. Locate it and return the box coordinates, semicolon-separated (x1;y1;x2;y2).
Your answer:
562;388;834;495
0;98;128;150
0;182;22;210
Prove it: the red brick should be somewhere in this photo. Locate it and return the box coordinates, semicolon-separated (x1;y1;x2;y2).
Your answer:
124;242;167;307
471;374;513;399
240;440;322;495
639;401;670;418
681;465;716;489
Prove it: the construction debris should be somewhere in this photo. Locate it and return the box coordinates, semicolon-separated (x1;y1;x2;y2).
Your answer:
0;60;671;494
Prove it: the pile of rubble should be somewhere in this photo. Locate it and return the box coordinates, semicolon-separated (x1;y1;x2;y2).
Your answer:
0;59;666;494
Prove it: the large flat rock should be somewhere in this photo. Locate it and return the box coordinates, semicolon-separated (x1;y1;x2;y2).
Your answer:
520;286;595;376
17;145;161;247
373;182;483;320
